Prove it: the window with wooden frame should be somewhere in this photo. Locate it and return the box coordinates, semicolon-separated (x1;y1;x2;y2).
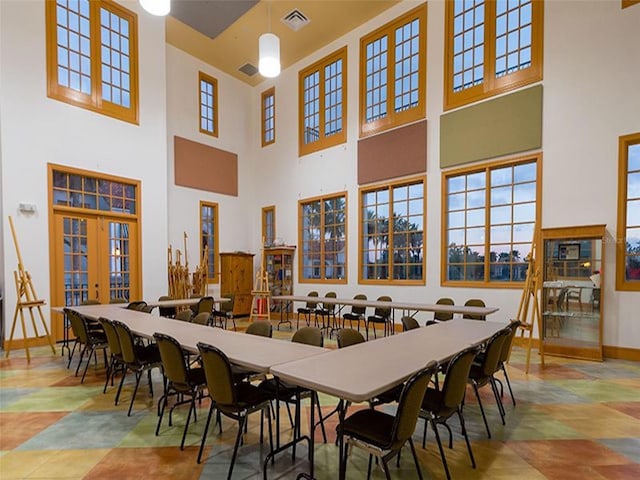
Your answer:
199;72;218;137
299;47;347;156
46;0;138;124
616;132;640;291
200;201;219;283
442;155;540;286
262;206;276;246
359;4;426;138
298;193;347;283
360;177;426;283
261;87;275;146
444;0;543;111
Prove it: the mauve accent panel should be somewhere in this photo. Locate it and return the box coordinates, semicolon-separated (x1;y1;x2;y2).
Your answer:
174;136;238;196
357;120;427;185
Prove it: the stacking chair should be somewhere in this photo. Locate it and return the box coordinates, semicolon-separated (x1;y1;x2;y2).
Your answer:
232;321;273;382
211;294;236;330
401;316;420;331
342;294;367;332
419;345;481;480
112;320;162;416
157;295;177;318
340;361;438;480
427;297;455;326
191;296;214;317
191;312;212;326
153;333;207;450
127;301;148;311
496;320;520;407
64;308;108;383
336;328;365;348
296;291;319;328
98;317;124;395
315;292;337;335
196;342;274;479
468;328;511;438
366;295;393;340
109;297;128;304
463;298;487;320
175;309;193;322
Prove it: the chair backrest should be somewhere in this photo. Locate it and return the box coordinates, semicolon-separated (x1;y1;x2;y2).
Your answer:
401;316;420;331
194;296;214;315
440;345;481;411
65;308;89;344
245;321;273;337
98;317;121;356
321;291;337;312
390;361;438;446
112;320;138;364
157;296;177;318
434;297;455;321
127;301;147;311
499;320;520;364
462;298;486;320
154;332;189;387
81;299;101;306
337;328;365;348
292;326;323;347
218;293;235;314
191;312;211;326
197;342;236;406
477;328;510;377
349;294;367;316
305;291;319;309
373;295;392;318
109;297;128;304
175;309;193;322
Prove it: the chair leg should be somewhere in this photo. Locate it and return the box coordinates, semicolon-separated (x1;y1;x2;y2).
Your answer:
422;416;428;448
67;340;79;369
180;395;196;450
472;382;491;438
227;415;246;480
430;417;451;480
127;371;142;416
115;366;129;406
314;392;327;443
457;407;476;469
409;437;424;480
198;402;217;464
156;389;169;436
381;456;392;480
367;453;373;480
74;345;87;377
490;377;506;424
80;345;96;383
103;356;115;394
502;364;516;406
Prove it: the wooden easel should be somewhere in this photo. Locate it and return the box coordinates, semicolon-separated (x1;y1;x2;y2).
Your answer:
513;225;544;374
5;216;56;362
250;245;271;322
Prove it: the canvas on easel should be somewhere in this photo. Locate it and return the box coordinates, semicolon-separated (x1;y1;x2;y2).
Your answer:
5;216;56;362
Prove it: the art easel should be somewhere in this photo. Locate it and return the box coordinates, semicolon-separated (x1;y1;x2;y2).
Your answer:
250;244;271;322
5;216;56;362
513;225;544;374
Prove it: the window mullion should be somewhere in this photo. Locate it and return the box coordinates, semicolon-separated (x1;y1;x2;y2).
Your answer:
319;201;326;280
484;167;491;283
484;0;497;94
386;32;395;125
318;67;327;143
388;186;394;278
90;0;102;109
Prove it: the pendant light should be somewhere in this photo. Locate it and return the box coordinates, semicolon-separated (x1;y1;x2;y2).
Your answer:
140;0;170;16
259;3;280;78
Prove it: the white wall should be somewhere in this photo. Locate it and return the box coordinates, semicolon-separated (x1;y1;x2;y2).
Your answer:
0;0;168;339
239;0;640;348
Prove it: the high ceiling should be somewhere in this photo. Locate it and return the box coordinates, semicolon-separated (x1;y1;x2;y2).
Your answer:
166;0;400;87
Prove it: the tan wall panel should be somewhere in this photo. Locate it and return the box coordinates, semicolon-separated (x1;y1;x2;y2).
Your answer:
357;120;427;185
174;136;238;196
440;85;543;168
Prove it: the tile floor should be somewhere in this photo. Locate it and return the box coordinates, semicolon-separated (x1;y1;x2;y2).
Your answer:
1;321;639;479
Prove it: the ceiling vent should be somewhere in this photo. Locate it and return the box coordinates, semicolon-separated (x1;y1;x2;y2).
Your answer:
281;9;310;32
238;63;258;77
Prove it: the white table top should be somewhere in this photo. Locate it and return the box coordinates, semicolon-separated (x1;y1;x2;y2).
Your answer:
58;304;327;373
271;319;507;403
146;297;230;308
273;295;499;317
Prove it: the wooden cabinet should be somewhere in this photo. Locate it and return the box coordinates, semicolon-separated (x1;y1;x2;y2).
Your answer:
264;246;295;313
220;252;255;317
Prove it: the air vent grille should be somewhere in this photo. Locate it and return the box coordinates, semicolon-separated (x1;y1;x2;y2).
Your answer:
238;63;258;77
281;9;310;31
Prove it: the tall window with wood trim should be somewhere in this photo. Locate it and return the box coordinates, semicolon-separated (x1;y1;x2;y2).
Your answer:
199;72;218;137
261;87;275;146
262;206;276;246
299;47;347;156
359;4;426;138
360;177;425;283
46;0;138;124
200;201;219;283
299;193;347;283
443;156;540;286
616;132;640;291
444;0;543;111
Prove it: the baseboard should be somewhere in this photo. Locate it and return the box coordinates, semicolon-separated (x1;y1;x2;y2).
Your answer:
513;337;640;362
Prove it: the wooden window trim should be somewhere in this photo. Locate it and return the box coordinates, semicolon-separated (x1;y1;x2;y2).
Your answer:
199;71;218;137
298;47;348;157
441;153;542;288
262;205;276;245
359;4;427;138
616;132;640;291
444;0;544;112
298;192;348;284
358;175;427;285
622;0;640;8
200;200;220;284
45;0;139;124
261;87;276;147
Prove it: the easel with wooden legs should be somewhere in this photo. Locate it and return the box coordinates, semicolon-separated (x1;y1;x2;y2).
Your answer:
512;226;544;374
250;245;271;322
5;216;56;362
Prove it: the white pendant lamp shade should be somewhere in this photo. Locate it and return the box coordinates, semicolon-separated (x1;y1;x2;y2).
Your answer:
259;33;281;78
140;0;170;16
